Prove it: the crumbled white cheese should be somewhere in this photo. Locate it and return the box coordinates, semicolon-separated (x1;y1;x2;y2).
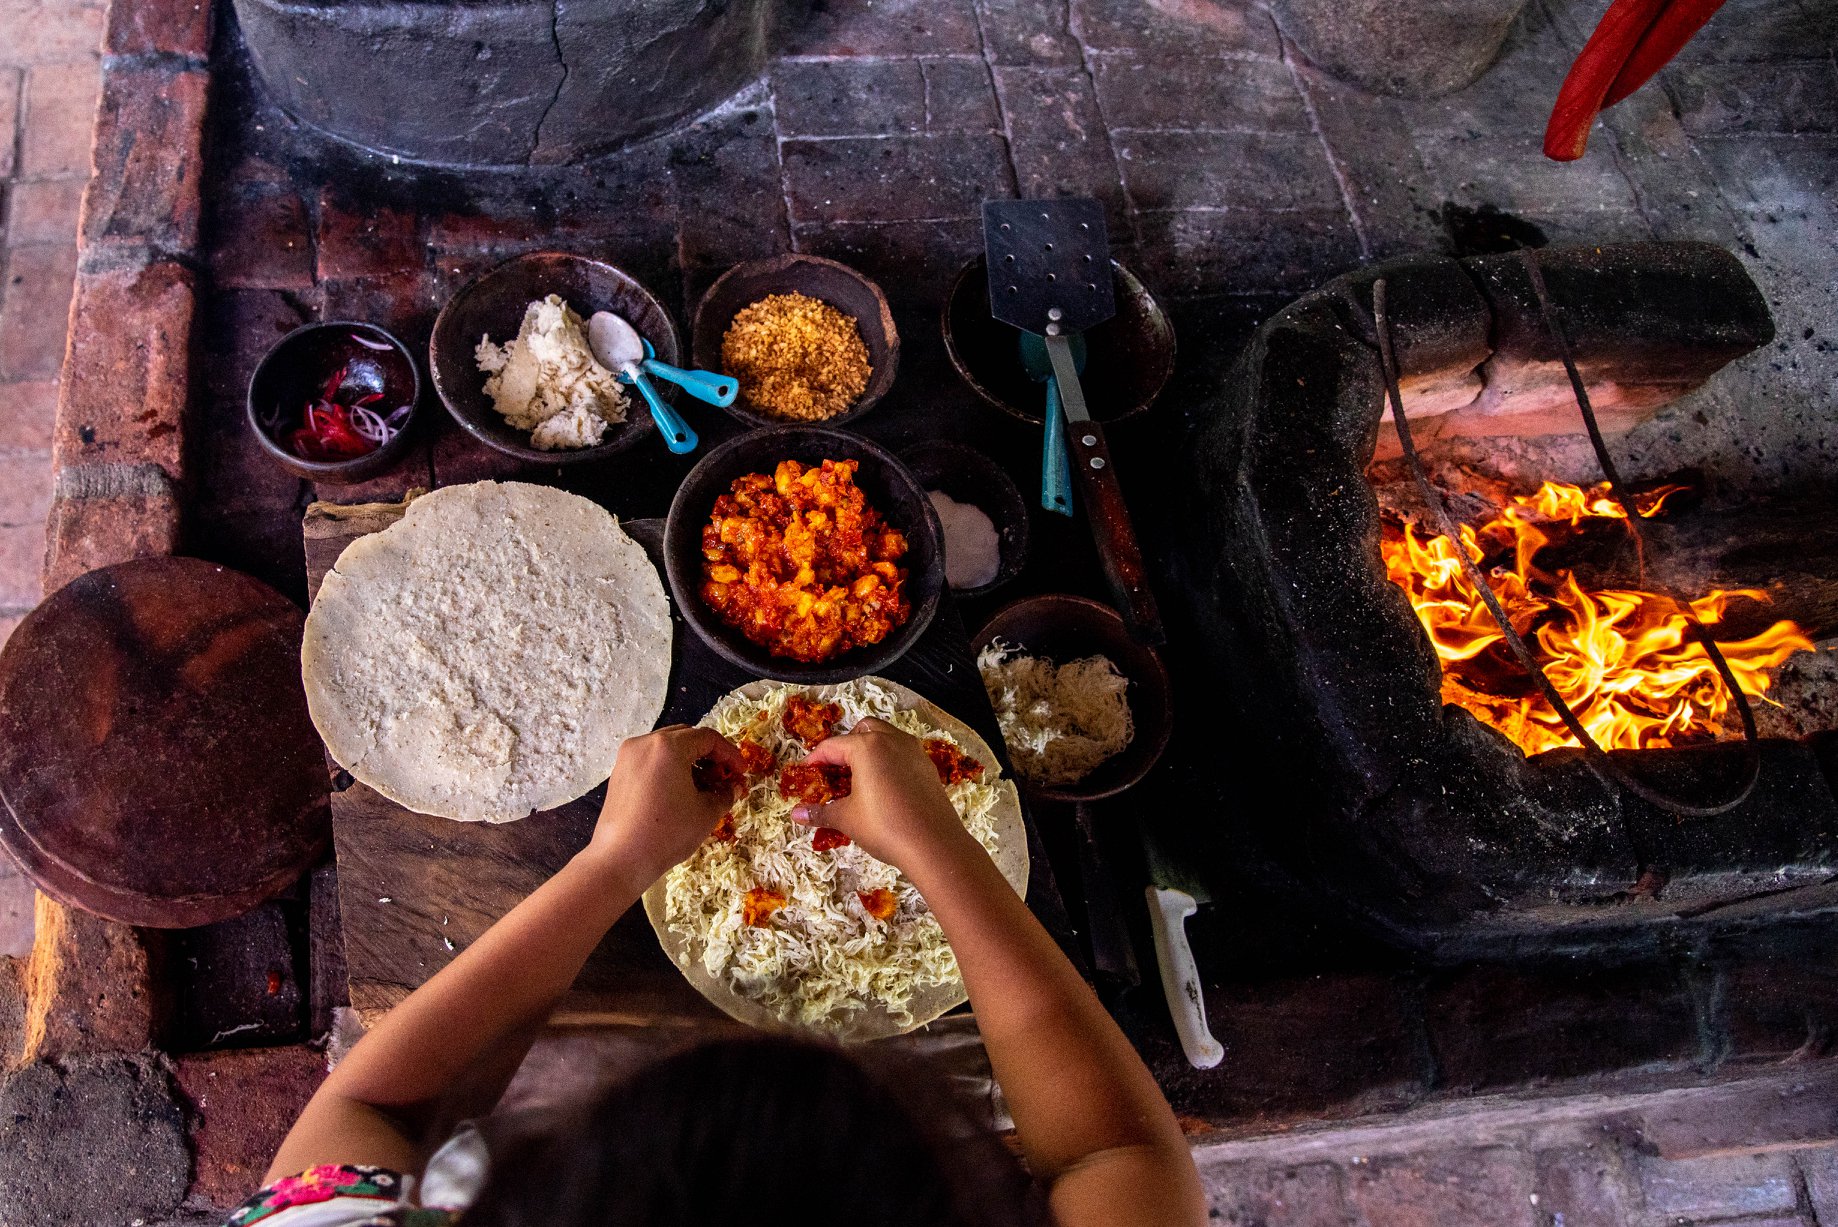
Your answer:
977;640;1133;786
475;295;628;450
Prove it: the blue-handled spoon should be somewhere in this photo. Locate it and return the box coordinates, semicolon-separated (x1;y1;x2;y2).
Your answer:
639;339;737;408
588;312;699;455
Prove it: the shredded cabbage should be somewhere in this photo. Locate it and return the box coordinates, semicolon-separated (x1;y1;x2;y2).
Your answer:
663;680;1004;1032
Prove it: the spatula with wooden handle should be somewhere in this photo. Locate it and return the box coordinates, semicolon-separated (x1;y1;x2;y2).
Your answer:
983;198;1164;645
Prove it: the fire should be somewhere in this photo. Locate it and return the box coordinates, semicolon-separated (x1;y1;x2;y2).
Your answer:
1381;481;1812;756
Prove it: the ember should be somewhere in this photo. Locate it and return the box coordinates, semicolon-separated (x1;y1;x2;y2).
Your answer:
1382;480;1813;756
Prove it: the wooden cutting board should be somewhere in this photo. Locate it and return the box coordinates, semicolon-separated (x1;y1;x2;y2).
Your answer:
305;495;1076;1026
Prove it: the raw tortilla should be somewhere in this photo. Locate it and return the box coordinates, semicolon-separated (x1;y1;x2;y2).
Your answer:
301;481;671;823
643;677;1028;1042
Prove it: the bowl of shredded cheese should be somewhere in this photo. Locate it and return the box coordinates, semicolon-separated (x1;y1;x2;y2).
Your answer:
973;594;1172;801
691;254;899;429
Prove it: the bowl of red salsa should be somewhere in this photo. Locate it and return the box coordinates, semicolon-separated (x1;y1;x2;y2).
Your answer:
663;425;945;684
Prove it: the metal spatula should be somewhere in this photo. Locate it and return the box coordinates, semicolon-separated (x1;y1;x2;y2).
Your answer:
983;198;1164;644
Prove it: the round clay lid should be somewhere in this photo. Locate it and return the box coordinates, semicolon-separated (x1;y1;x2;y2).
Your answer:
0;557;329;928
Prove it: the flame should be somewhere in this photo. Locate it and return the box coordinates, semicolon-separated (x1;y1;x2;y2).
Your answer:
1381;481;1812;756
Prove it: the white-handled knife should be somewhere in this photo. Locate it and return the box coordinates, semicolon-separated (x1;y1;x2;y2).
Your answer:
1141;825;1224;1069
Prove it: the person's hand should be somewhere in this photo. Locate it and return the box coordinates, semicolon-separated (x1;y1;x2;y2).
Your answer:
583;725;742;888
790;718;972;869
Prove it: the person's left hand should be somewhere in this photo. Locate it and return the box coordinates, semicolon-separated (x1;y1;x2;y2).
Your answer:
582;725;743;888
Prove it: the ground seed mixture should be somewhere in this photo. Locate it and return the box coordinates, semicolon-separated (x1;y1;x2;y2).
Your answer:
720;292;872;421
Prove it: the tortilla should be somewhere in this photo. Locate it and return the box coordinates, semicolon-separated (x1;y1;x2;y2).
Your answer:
301;481;672;823
643;677;1027;1043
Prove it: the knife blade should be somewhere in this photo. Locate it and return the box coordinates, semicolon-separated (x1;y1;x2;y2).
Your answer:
1139;820;1224;1069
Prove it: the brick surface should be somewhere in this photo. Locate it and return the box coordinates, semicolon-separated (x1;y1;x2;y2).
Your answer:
19;60;100;178
1716;918;1838;1061
208;189;314;290
1423;961;1699;1091
174;1046;326;1209
316;195;421;282
793;217;983;308
781;133;1015;224
104;0;213;59
0;451;52;523
1346;1148;1537;1227
4;176;84;244
0;67;19;178
1115;128;1344;212
0;378;56;449
771;57;926;137
777;0;983;57
920;57;1001;132
669;107;791;286
1635;1151;1801;1221
1204;1160;1353;1226
0;0;103;67
1131;207;1360;295
1532;1145;1633;1227
1070;0;1280;58
41;483;182;590
0;520;44;606
18;895;154;1062
974;0;1082;65
1090;53;1309;132
1800;1146;1838;1222
0;241;77;379
993;67;1128;227
81;65;208;253
53;258;195;478
1667;60;1838;136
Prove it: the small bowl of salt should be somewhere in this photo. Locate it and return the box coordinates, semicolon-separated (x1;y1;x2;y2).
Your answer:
900;440;1028;599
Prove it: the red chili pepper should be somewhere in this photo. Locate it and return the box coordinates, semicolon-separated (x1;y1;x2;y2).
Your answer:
1602;0;1726;107
1544;0;1669;161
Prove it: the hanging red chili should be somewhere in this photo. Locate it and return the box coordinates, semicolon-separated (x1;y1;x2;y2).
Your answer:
1545;0;1729;162
1602;0;1727;107
1545;0;1668;161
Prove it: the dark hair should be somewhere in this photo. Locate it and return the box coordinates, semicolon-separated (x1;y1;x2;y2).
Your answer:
459;1035;1041;1227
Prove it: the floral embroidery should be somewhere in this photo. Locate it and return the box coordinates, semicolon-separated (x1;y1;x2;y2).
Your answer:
226;1165;401;1226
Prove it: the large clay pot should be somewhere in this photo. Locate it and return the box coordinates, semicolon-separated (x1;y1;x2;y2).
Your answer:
234;0;774;167
1269;0;1532;98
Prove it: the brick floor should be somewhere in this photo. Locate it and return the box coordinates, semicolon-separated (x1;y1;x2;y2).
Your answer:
1195;1065;1838;1226
0;0;101;954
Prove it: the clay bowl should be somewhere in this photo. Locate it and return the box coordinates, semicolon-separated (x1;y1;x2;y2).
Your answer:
972;594;1173;802
247;321;422;484
941;255;1176;426
899;439;1029;599
664;425;944;685
430;251;682;464
691;253;899;430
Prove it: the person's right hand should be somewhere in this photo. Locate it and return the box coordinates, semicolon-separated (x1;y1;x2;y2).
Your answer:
790;718;970;869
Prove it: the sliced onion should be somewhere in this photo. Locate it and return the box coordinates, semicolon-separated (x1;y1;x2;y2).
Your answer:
348;332;394;352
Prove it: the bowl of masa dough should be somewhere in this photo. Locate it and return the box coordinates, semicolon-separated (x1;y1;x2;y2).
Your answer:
430;251;685;464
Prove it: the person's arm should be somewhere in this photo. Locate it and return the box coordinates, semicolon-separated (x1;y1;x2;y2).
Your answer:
797;722;1206;1227
265;725;741;1183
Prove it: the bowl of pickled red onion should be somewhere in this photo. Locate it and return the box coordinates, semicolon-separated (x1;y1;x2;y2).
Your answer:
247;321;421;483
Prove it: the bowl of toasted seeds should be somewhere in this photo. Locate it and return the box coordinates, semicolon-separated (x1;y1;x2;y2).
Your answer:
691;254;899;429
